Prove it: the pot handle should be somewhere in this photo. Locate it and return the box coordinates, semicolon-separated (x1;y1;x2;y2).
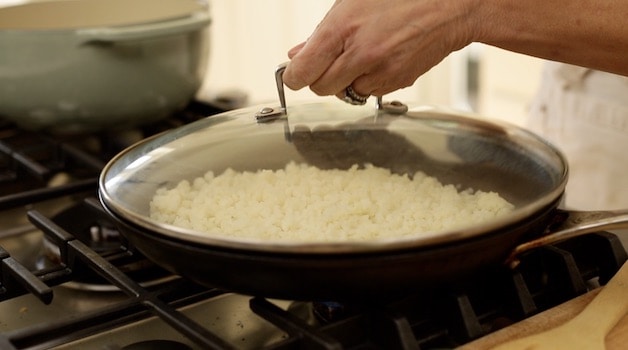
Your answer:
506;208;628;267
76;12;210;43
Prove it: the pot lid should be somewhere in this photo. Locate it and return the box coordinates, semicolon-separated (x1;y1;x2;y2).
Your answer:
99;64;568;253
0;0;208;30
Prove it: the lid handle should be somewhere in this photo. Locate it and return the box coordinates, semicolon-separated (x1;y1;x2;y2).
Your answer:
255;62;408;123
255;63;289;123
275;62;288;114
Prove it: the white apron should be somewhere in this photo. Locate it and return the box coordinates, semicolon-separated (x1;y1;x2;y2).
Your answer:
528;62;628;211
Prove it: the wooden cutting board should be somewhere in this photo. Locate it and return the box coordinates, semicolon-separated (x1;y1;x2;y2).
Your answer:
459;287;628;349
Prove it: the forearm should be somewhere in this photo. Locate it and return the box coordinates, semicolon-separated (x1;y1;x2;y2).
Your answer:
283;0;627;98
470;0;628;76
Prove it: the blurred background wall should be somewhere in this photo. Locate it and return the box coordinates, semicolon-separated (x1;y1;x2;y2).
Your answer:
199;0;545;127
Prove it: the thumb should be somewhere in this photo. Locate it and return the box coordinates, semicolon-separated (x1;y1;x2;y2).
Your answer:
288;41;306;59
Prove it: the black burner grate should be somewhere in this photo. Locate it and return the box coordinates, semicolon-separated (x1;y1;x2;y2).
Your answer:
246;233;627;349
0;134;102;210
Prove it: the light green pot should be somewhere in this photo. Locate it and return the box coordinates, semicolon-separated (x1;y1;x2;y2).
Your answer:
0;1;211;133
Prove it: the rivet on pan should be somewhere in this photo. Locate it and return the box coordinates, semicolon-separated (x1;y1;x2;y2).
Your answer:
382;100;409;114
255;107;283;123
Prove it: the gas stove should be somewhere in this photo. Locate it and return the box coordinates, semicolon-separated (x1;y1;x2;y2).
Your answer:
0;101;627;349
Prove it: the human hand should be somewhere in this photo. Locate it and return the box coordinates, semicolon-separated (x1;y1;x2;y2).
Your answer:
283;0;477;100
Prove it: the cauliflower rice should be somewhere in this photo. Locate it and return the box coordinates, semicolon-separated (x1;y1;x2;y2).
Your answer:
149;162;514;242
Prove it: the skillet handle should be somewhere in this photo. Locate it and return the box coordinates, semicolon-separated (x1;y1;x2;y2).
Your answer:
506;208;628;268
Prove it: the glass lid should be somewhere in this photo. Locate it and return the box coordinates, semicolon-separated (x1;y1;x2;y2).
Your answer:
99;64;568;253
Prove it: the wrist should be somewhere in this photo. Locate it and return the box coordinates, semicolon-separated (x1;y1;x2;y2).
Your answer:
457;0;491;46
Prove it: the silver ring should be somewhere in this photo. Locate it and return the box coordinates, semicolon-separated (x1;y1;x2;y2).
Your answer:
343;86;370;105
